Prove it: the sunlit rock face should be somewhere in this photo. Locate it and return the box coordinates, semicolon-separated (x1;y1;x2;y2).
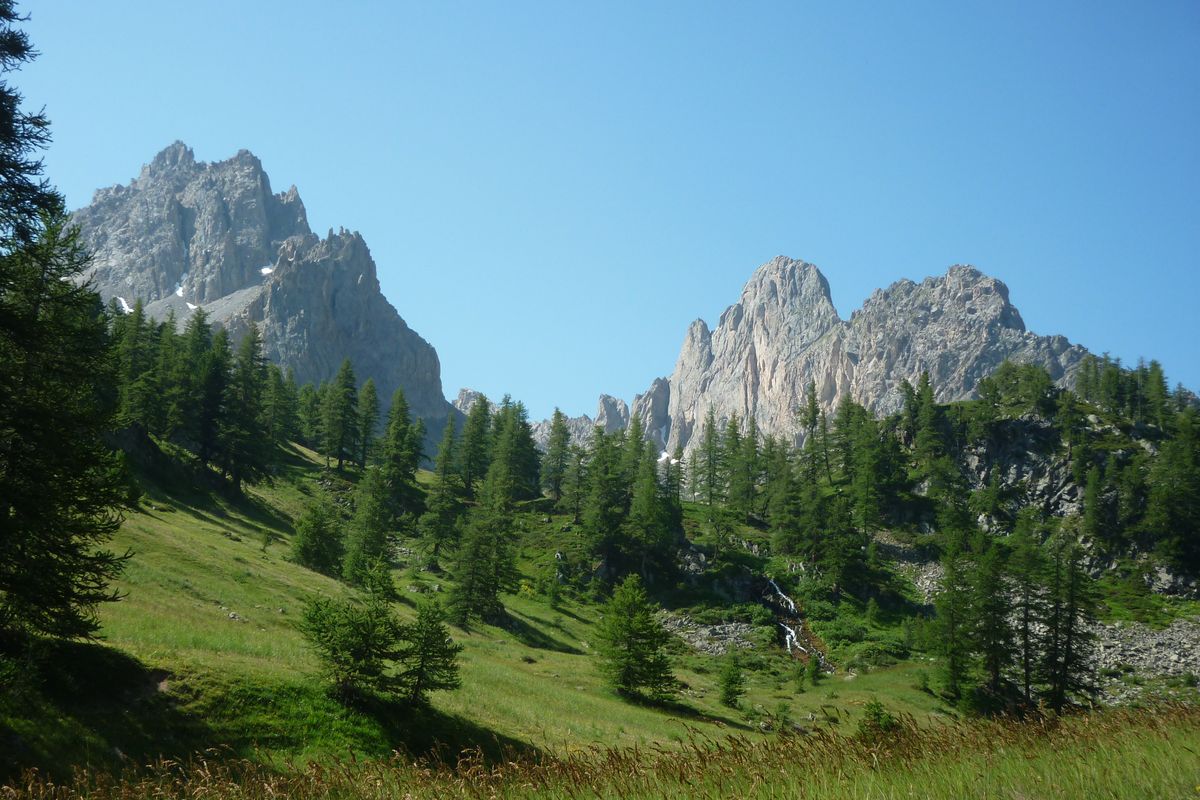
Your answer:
73;141;451;423
634;256;1087;452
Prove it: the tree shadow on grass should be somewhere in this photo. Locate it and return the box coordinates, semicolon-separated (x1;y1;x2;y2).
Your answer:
0;638;215;782
617;691;753;732
500;612;584;655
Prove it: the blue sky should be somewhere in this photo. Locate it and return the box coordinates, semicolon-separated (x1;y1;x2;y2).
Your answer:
21;1;1199;419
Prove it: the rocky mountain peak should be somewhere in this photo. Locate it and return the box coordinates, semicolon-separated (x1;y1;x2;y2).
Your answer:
628;255;1090;454
145;140;196;175
73;143;451;424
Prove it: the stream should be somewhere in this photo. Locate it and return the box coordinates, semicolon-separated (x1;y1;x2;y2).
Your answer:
766;577;827;669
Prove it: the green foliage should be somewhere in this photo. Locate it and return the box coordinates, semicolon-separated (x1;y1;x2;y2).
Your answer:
594;575;678;700
379;387;424;521
540;408;571;500
290;494;343;577
717;651;746;708
855;698;900;741
395;598;462;706
0;212;129;640
342;468;393;587
298;593;406;701
321;359;359;470
357;378;379;467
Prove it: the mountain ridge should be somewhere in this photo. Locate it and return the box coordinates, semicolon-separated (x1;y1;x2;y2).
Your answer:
71;141;453;424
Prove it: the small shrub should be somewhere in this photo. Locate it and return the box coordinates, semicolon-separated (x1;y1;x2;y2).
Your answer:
855;699;901;741
718;653;746;708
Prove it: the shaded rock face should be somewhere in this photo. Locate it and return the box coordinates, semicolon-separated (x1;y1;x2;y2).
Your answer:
73;142;451;422
636;256;1089;453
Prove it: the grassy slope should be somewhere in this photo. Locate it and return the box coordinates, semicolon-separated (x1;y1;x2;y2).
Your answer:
4;439;1194;783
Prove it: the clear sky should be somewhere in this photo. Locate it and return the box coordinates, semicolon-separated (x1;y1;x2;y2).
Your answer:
20;1;1200;420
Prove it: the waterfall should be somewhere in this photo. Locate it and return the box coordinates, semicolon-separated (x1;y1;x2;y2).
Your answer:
767;578;796;613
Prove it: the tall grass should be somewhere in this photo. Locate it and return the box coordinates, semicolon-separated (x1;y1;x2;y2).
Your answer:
7;704;1197;799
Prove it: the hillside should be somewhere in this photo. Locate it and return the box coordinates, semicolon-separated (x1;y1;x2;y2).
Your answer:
5;361;1200;782
1;441;959;779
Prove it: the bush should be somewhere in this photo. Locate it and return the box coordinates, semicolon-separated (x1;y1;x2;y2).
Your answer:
299;594;404;701
718;653;746;708
299;593;462;706
855;699;901;742
817;616;867;646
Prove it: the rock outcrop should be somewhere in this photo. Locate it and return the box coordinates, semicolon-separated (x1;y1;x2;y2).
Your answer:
73;142;451;422
634;256;1089;453
525;394;631;451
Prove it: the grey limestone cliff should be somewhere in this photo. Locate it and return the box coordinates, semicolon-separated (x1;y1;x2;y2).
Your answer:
632;256;1089;453
73;142;451;422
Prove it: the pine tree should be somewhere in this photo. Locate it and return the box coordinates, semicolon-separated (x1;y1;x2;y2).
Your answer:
1040;524;1097;711
321;359;359;470
718;651;746;708
540;408;571;500
396;597;462;705
582;428;629;576
458;394;492;499
264;364;299;447
342;468;392;586
970;540;1013;698
446;508;512;625
914;371;944;473
299;592;406;701
1009;508;1046;704
221;325;272;492
935;544;973;700
297;382;321;447
379;387;423;520
113;298;158;429
291;494;343;576
1144;409;1200;572
169;308;212;441
625;440;674;581
594;575;678;700
0;212;128;640
357;378;379;467
197;328;231;468
558;443;588;521
696;407;723;508
418;415;461;566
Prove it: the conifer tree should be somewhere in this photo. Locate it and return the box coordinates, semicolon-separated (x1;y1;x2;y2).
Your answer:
935;544;973;700
718;651;746;708
379;387;423;520
540;408;571;500
297;382;321;447
357;377;379;467
582;428;629;576
221;325;272;491
0;213;128;639
970;540;1013;699
342;467;392;586
1040;524;1097;711
594;575;678;700
418;415;461;567
625;440;673;580
458;394;492;498
1144;409;1200;572
1009;508;1046;704
558;443;588;521
321;359;359;470
264;364;299;447
291;494;343;576
696;407;723;508
197;328;231;468
396;597;462;705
